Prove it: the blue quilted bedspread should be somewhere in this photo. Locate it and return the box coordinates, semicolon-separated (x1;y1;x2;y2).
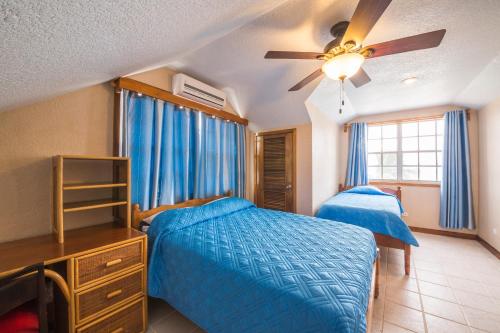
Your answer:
147;197;377;333
315;186;418;246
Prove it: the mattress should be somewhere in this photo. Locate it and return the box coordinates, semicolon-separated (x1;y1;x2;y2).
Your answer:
147;197;377;333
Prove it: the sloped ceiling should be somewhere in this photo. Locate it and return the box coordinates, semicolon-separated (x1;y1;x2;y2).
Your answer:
0;0;285;112
2;0;500;129
172;0;500;129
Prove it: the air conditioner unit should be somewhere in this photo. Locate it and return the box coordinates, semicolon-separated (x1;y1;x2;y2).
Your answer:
172;73;226;110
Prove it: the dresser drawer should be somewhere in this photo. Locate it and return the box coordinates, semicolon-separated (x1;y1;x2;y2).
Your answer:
76;268;144;324
76;297;145;333
75;240;144;288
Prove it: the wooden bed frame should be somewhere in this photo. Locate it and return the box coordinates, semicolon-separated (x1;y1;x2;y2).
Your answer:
132;193;379;332
338;184;411;275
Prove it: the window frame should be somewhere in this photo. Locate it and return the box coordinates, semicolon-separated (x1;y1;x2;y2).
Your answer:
367;119;443;184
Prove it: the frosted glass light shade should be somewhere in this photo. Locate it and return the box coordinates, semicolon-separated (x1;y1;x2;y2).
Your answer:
322;53;365;80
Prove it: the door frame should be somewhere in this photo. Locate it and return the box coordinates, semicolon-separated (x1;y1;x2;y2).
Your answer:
254;128;297;213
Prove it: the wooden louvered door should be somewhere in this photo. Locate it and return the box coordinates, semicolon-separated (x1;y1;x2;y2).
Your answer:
255;129;296;212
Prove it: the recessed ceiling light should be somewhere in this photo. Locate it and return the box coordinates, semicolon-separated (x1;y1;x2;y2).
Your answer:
402;77;418;85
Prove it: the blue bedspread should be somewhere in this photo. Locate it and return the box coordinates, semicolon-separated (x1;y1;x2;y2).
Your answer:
148;197;377;333
315;186;418;246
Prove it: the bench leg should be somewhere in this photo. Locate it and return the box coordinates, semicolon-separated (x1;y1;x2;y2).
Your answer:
404;244;411;276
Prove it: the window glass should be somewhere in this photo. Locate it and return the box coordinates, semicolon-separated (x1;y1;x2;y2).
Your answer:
403;152;418;165
419;152;436;166
368;139;381;153
402;167;418;180
368;167;381;180
419;121;435;136
368;153;381;166
382;138;397;152
383;153;397;166
402;137;418;151
402;122;418;137
419;136;436;151
368;126;381;139
368;118;443;182
383;167;397;180
382;124;397;138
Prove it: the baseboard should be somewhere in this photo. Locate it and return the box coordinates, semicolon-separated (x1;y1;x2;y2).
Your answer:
409;226;500;259
477;236;500;260
409;226;477;240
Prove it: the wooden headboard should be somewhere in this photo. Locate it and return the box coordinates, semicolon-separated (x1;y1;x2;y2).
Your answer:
338;184;402;201
132;191;232;229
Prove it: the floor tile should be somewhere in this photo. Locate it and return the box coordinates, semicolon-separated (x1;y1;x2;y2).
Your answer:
424;313;470;333
454;289;500;315
416;270;449;286
148;296;176;325
387;275;419;293
383;301;425;333
418;280;456;302
421;295;467;324
462;305;500;332
447;276;490;297
382;322;414;333
152;311;201;333
385;287;421;311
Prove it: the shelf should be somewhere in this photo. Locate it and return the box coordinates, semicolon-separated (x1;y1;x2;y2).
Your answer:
63;199;128;213
63;182;127;190
56;155;128;161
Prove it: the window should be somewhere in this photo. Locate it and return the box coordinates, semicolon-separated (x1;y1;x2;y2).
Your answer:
367;119;444;182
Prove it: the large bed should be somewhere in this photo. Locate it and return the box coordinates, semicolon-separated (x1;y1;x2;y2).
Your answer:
315;185;419;275
133;194;380;333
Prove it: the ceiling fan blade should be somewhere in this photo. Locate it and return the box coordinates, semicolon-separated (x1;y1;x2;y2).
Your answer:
362;29;446;58
289;68;323;91
349;67;371;88
265;51;324;60
342;0;392;46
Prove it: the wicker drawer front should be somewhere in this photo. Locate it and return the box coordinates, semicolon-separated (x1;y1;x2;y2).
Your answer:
77;297;145;333
76;269;144;324
75;240;143;288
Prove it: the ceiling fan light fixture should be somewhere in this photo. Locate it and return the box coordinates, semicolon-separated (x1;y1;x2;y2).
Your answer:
322;53;364;80
402;77;418;85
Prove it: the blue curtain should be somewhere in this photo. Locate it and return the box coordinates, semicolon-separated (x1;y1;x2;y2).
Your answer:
439;110;474;229
120;91;246;210
345;122;368;186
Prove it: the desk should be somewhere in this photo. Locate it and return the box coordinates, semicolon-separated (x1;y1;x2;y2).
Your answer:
0;223;147;333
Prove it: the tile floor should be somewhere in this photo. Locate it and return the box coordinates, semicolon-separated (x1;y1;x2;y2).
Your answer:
147;232;500;332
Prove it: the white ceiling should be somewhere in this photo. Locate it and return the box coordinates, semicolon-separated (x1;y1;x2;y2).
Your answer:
172;0;500;129
2;0;500;129
0;0;285;111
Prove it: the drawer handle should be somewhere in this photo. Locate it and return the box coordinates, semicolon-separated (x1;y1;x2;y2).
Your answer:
111;328;124;333
106;289;123;299
105;258;123;267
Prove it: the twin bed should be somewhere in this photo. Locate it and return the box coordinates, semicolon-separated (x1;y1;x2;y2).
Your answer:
132;194;380;333
316;185;418;275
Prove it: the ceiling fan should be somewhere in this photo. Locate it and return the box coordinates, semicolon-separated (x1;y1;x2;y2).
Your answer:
264;0;446;92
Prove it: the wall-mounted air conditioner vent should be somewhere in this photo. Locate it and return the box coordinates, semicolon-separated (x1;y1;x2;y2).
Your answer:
172;73;226;110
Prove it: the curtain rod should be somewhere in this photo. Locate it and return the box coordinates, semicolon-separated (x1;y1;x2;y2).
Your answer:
343;110;470;132
112;77;249;126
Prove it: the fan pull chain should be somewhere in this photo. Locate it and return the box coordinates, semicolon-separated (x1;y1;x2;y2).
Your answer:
339;77;345;114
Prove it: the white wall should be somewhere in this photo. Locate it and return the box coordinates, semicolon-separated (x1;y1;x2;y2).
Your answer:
339;105;479;235
308;102;341;214
478;97;500;251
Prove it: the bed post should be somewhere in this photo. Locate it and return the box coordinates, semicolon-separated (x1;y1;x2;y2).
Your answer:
132;203;141;230
375;249;380;298
404;244;411;275
396;186;402;201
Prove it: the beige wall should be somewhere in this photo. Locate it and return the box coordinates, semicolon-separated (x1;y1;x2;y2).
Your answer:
0;67;245;243
478;97;500;250
340;105;479;235
308;104;341;213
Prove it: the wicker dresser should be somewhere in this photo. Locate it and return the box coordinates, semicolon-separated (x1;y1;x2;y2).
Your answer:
70;233;147;333
0;224;147;333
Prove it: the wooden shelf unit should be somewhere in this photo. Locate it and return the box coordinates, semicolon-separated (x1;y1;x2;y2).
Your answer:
53;155;131;243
